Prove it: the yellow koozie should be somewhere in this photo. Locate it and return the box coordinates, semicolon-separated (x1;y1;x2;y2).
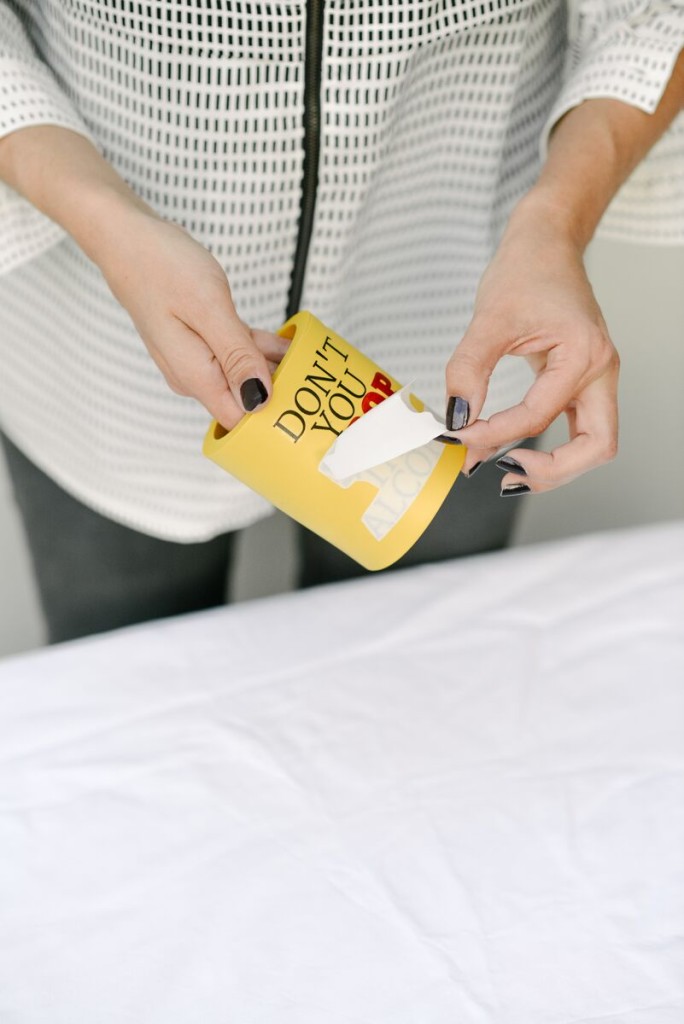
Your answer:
203;311;465;570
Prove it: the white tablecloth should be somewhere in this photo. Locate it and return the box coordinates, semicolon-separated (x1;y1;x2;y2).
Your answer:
1;522;683;1024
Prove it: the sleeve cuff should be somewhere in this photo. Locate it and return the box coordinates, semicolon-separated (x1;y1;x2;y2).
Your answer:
541;1;684;155
539;0;684;244
0;4;94;275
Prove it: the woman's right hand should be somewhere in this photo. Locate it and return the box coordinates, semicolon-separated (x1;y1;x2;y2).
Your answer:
94;201;289;429
0;127;287;428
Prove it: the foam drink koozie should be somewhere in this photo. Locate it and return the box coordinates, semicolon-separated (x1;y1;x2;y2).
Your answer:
203;311;465;570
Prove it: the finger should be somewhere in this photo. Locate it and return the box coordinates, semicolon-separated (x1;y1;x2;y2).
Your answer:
444;318;503;430
497;375;618;495
454;344;584;450
464;438;528;479
151;320;246;429
185;296;273;414
251;328;291;365
462;444;498;477
435;435;527;477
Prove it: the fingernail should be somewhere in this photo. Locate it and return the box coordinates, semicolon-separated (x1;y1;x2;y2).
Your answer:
446;396;470;431
496;456;527;477
466;461;483;477
240;378;268;412
436;433;463;446
501;483;531;497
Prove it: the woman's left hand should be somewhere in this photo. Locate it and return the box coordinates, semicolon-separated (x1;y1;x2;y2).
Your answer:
444;195;620;495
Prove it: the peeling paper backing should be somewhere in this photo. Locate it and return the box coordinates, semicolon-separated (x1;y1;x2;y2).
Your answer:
320;386;452;482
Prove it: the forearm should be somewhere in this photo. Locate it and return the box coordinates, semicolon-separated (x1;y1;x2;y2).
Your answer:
513;46;684;250
0;123;278;424
0;125;154;264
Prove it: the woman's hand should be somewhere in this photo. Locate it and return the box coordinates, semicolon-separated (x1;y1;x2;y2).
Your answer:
444;195;620;494
0;126;288;429
93;200;289;429
444;47;684;495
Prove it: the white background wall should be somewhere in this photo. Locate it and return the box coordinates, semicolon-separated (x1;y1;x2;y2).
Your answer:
1;238;683;660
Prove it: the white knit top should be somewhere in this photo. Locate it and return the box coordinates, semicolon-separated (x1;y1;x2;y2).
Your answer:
0;0;682;541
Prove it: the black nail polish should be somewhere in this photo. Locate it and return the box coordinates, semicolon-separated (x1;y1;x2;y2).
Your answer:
240;377;268;412
446;395;470;431
501;483;531;497
436;434;463;445
467;461;483;477
496;456;527;476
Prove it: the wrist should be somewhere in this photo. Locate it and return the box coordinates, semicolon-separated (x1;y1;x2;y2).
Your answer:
504;188;595;253
68;182;156;268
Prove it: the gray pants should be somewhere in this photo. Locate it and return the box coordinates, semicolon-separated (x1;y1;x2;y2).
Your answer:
2;434;525;643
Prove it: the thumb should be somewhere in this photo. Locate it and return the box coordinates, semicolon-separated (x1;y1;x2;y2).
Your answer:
444;318;502;430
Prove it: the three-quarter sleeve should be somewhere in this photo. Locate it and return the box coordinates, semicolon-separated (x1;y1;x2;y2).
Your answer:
541;0;684;244
0;4;93;275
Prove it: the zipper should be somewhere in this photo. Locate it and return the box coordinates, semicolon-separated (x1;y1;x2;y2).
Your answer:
286;0;324;319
